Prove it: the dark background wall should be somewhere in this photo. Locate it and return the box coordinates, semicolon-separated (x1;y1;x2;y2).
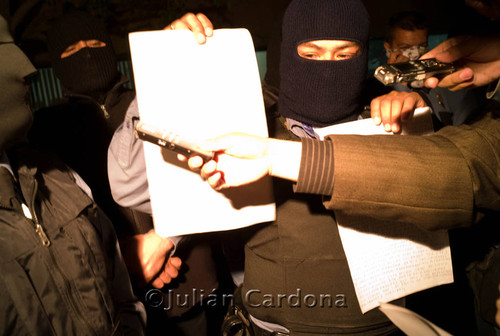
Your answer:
0;0;491;67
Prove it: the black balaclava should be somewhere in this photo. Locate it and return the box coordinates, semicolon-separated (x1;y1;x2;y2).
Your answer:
0;15;37;152
279;0;369;127
46;10;118;95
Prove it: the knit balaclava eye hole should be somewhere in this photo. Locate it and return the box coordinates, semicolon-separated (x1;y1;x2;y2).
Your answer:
47;10;118;95
279;0;370;127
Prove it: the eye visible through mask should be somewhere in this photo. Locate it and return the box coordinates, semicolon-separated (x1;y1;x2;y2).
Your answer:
297;40;361;61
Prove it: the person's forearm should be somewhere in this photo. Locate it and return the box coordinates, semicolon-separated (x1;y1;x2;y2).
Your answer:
267;138;302;182
324;129;480;230
267;137;336;196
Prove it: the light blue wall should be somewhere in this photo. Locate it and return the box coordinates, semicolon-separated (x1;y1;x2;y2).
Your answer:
255;50;267;82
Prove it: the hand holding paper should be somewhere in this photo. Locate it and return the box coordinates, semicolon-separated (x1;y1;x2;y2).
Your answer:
119;230;181;288
164;12;214;44
370;90;428;133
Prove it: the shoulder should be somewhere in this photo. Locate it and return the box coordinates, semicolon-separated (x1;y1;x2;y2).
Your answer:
8;145;75;183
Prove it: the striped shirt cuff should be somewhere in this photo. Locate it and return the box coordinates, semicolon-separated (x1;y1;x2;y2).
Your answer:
294;138;334;195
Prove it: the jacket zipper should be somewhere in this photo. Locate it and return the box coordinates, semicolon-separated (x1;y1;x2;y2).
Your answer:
28;179;51;246
28;178;96;333
100;104;110;119
62;75;130;122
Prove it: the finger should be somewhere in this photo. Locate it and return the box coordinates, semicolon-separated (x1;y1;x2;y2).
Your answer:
202;133;269;159
370;97;382;125
429;36;474;63
164;262;180;279
409;80;424;89
424;77;439;88
196;13;214;36
151;278;164;289
388;99;403;134
158;238;174;257
200;159;217;179
200;135;234;152
397;98;419;131
162;258;181;281
400;98;417;122
158;270;173;285
180;12;208;44
163;20;177;30
437;68;474;90
379;98;394;132
170;19;190;31
208;171;225;190
421;36;465;60
421;42;449;59
187;156;204;170
466;0;489;16
170;256;182;269
468;0;500;19
201;133;254;154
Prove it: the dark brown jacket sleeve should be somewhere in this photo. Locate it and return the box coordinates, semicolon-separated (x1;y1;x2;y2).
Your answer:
296;110;500;231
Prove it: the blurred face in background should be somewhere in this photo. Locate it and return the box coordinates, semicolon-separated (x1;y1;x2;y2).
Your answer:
384;27;428;63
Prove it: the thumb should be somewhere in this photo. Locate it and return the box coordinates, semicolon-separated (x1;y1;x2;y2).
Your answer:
157;238;174;257
438;68;474;89
169;256;182;270
199;134;235;152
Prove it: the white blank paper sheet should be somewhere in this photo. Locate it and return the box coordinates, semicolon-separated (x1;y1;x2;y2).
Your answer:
129;29;276;237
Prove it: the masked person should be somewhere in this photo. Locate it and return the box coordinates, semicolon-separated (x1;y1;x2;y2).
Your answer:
0;14;147;334
185;3;500;334
27;8;176;304
47;10;132;131
218;1;405;335
28;11;218;335
28;9;140;238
